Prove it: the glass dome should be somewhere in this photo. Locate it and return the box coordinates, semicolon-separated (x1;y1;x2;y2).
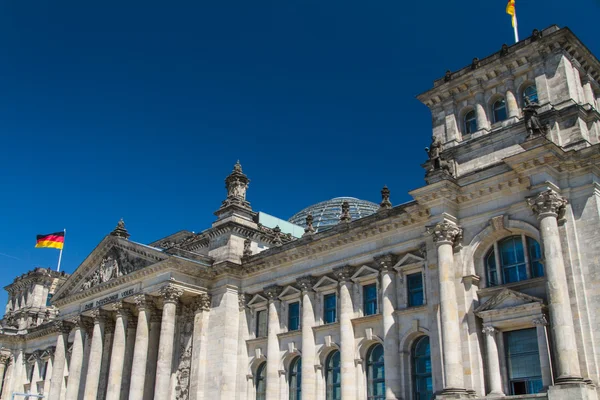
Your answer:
289;197;379;232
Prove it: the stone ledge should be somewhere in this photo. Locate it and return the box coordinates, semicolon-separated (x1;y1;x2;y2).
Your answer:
312;322;339;332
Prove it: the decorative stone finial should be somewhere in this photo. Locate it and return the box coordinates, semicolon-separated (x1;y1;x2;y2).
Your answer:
242;238;253;259
339;201;351;224
224;161;250;203
303;214;316;236
428;221;463;249
379;186;392;211
110;218;130;239
527;189;568;220
234;160;242;172
444;70;452;82
471;57;480;70
500;44;509;56
272;226;282;246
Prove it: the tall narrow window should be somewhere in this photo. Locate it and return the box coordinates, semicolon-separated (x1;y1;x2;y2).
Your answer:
527;237;544;278
288;302;300;331
407;273;424;307
256;362;267;400
464;110;477;134
41;360;49;381
486;250;498;287
289;357;302;400
412;336;433;400
324;293;337;324
505;329;543;395
325;351;341;400
256;310;267;337
499;236;527;283
363;284;378;316
492;98;507;122
522;85;538;104
485;235;543;287
46;293;53;307
366;344;385;400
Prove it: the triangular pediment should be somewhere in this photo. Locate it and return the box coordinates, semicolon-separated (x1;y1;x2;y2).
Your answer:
351;265;379;281
393;253;424;269
313;276;337;291
53;236;168;302
475;289;543;313
248;294;268;307
279;286;301;299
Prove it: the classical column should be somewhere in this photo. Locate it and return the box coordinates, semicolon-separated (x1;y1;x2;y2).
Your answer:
189;294;211;400
475;91;490;131
264;284;283;400
48;321;71;400
121;316;137;400
333;265;356;400
144;311;161;400
482;326;504;396
533;316;554;389
83;311;105;400
129;295;152;400
527;189;583;384
106;303;131;400
429;221;467;394
0;353;9;398
153;285;184;400
505;79;519;119
65;319;86;400
581;77;596;108
376;254;401;399
297;276;317;399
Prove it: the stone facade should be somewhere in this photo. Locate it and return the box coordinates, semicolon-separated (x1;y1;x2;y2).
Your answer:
1;25;599;400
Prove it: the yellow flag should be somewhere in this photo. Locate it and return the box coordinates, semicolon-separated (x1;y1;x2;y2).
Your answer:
506;0;516;27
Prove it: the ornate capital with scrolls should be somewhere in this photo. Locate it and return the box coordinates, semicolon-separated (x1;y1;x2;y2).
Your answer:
238;293;251;310
533;316;548;326
482;326;497;336
89;309;105;324
263;285;283;302
159;285;184;304
373;253;394;272
110;302;132;320
0;353;10;365
527;189;568;220
428;221;463;248
193;294;211;312
133;294;153;311
332;265;355;283
296;276;317;293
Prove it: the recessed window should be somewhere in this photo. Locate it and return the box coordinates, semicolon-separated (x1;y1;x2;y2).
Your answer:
324;293;337;324
288;302;300;331
366;344;385;400
256;362;267;400
289;357;302;400
46;294;53;307
505;329;543;395
41;360;48;381
492;98;507;123
522;85;538;104
256;310;267;338
325;351;341;400
464;110;477;134
363;284;378;316
412;336;433;400
407;273;424;307
485;235;544;287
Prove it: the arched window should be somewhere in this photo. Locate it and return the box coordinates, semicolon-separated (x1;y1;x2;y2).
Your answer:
464;109;477;134
412;336;433;400
492;98;507;123
256;362;266;400
485;235;543;287
289;357;301;400
366;344;385;400
522;85;538;104
325;351;341;400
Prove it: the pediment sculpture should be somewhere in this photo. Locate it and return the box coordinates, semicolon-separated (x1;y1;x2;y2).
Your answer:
79;248;153;291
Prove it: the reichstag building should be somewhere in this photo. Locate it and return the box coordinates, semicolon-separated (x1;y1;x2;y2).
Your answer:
1;25;599;400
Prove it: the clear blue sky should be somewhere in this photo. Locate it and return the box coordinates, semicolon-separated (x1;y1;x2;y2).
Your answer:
0;0;598;311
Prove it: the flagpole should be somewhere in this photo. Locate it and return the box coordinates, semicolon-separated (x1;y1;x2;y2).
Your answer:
57;229;66;272
513;14;519;43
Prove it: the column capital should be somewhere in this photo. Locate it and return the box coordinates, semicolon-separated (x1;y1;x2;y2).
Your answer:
238;293;251;310
89;309;105;324
133;294;154;311
533;315;549;326
159;285;184;304
53;320;74;335
263;284;283;302
192;293;211;312
428;221;463;248
373;253;395;272
110;301;132;319
332;265;355;283
296;276;317;293
0;353;11;365
527;189;568;220
482;325;497;336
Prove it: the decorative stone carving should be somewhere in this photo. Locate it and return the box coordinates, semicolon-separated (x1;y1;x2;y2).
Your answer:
263;285;283;301
500;43;509;56
339;201;351;223
89;309;105;324
272;226;283;246
53;320;73;335
471;57;480;70
418;242;427;258
238;293;251;310
425;136;455;177
444;70;452;82
242;238;252;259
531;29;542;41
160;285;184;304
379;186;392;210
79;247;152;291
482;326;497;336
303;214;316;236
527;189;568;219
523;97;548;138
110;218;130;239
533;315;549;326
0;353;10;365
489;215;506;232
296;276;317;292
428;221;463;249
193;294;211;312
133;294;153;310
220;161;251;210
332;265;355;282
373;253;394;271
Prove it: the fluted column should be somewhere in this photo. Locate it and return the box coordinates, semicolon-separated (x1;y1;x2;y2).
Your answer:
429;221;466;395
333;265;356;400
129;295;153;400
297;276;317;399
153;285;184;400
120;317;137;400
189;294;211;400
482;326;504;396
106;303;130;400
505;79;519;119
65;319;86;400
264;284;283;400
48;321;70;399
1;355;14;400
376;255;401;399
83;311;105;400
0;354;9;399
144;311;161;400
527;190;582;384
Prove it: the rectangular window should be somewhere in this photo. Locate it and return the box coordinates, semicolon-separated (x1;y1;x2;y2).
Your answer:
46;293;53;307
41;361;48;380
28;365;34;382
288;302;300;331
505;329;543;395
363;284;378;316
324;293;337;324
256;310;267;337
407;273;424;307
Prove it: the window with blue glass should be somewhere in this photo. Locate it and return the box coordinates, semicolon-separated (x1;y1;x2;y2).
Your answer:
505;329;543;395
464;109;477;134
289;357;301;400
325;351;341;400
256;310;267;337
522;85;538;104
366;344;385;400
485;235;544;287
492;98;507;123
256;362;266;400
288;302;300;331
412;336;433;400
407;273;424;307
324;293;337;324
46;293;53;307
363;284;378;316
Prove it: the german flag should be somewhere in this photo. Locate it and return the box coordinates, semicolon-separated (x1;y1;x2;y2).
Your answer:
36;232;65;250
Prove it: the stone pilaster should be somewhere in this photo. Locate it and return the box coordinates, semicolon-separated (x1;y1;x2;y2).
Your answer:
0;355;14;400
189;294;211;400
48;321;71;400
263;284;282;400
65;319;86;400
429;221;467;395
333;265;356;400
527;190;583;384
0;354;8;398
83;311;105;400
128;295;152;400
121;317;137;400
533;316;554;389
144;311;162;400
482;326;504;396
153;285;184;400
106;303;131;400
297;276;317;399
